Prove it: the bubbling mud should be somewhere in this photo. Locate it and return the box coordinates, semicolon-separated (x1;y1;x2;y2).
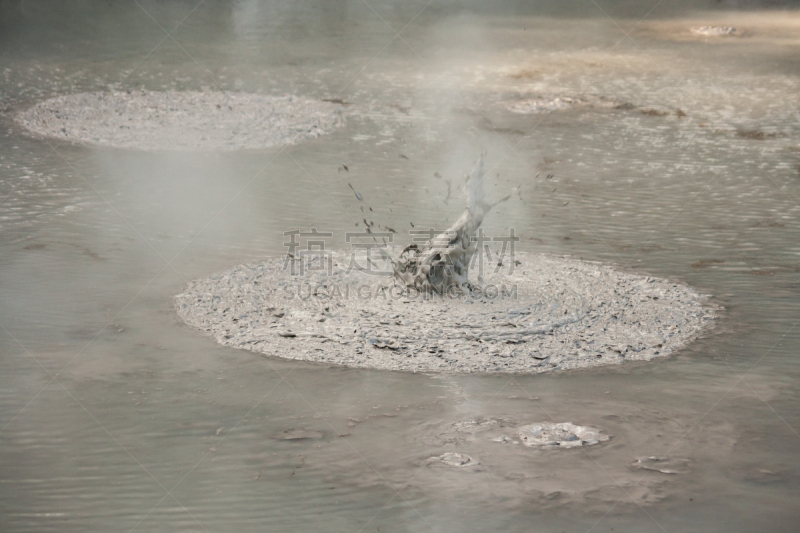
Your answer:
176;156;715;373
15;90;344;151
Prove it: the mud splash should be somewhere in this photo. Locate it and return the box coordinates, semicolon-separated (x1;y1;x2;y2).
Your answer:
386;153;508;294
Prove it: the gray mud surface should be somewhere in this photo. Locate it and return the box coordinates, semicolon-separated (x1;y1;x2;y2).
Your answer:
507;94;620;115
15;90;344;151
175;251;716;374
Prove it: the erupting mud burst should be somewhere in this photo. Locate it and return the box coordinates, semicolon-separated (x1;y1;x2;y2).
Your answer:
385;153;509;295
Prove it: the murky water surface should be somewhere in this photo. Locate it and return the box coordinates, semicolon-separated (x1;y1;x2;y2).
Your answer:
1;1;799;531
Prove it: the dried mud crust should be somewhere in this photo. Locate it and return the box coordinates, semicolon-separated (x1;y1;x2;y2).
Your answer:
15;90;344;151
175;251;716;374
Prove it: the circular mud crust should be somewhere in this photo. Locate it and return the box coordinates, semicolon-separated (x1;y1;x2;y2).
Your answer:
175;251;715;374
15;90;344;151
428;452;479;467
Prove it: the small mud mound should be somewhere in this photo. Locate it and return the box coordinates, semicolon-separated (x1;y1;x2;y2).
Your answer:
631;456;691;474
15;90;344;151
428;452;479;467
517;422;609;448
507;95;619;115
691;26;736;37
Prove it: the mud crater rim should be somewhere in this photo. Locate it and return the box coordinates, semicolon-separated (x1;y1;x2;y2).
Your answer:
175;251;716;374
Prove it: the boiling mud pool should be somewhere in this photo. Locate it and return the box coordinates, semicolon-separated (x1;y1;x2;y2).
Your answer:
1;1;799;532
176;252;715;373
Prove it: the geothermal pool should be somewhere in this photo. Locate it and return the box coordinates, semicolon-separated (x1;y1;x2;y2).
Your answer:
1;1;799;532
